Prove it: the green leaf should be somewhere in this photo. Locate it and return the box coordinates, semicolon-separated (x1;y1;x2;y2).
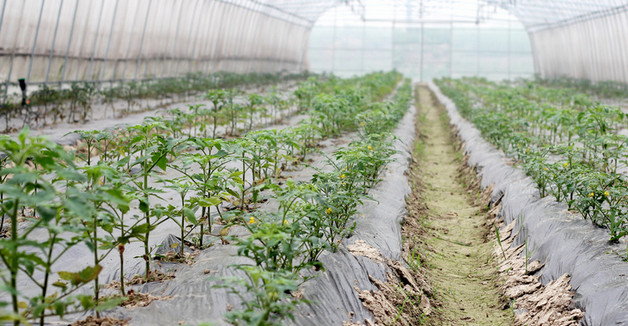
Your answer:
37;205;57;223
52;281;68;290
139;199;149;213
197;197;222;207
95;296;125;311
54;301;66;318
58;265;103;286
154;155;168;171
183;208;197;224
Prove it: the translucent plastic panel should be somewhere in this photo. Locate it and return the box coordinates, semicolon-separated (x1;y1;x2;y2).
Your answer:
0;0;313;88
530;9;628;84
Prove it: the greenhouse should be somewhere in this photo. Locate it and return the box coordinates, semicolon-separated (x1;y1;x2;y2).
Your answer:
1;0;628;325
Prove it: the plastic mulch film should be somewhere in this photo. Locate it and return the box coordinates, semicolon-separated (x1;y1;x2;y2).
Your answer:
429;81;628;326
106;106;416;325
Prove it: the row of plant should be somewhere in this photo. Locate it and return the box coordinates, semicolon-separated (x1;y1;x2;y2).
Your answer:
535;76;628;100
436;77;628;243
0;71;313;132
0;71;404;325
221;77;413;325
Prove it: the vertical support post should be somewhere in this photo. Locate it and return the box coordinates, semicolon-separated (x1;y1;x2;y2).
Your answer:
26;0;47;84
135;0;152;81
185;0;206;75
177;0;201;77
507;16;511;80
0;0;6;37
297;29;308;73
242;3;257;74
1;0;9;101
168;0;186;78
45;0;64;83
420;22;425;81
360;19;365;75
60;0;80;84
449;20;454;78
392;0;399;75
331;6;337;73
476;22;480;77
99;0;120;83
85;0;106;81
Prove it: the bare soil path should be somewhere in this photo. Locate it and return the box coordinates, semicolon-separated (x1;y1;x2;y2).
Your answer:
412;85;513;325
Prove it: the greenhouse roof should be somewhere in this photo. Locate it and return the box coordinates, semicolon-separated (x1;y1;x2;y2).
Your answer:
253;0;628;31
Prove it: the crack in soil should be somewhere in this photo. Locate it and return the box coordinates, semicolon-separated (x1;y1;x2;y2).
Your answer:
408;85;513;325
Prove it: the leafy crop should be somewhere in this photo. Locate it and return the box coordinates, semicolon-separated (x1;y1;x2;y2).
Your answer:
0;71;411;325
437;77;628;243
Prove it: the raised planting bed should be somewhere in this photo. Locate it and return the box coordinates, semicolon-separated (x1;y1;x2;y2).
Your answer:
431;80;628;325
0;72;434;325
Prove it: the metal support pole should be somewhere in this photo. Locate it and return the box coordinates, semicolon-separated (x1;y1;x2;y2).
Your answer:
224;0;242;73
45;0;64;83
185;0;207;75
168;0;186;77
250;2;265;73
139;0;154;80
392;20;396;73
60;0;79;84
223;2;239;72
242;3;257;73
360;20;365;74
331;6;337;73
449;21;454;78
1;0;9;100
476;23;480;77
177;0;201;77
26;0;47;84
118;1;139;82
99;0;120;83
215;2;234;72
507;17;511;80
0;0;7;36
420;22;424;81
606;10;621;83
203;1;221;74
297;24;310;73
85;0;106;81
160;1;179;78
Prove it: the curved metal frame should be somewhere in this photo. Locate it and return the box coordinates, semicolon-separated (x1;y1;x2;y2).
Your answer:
1;0;628;94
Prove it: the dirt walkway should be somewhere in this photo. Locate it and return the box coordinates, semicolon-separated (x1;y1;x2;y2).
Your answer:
411;85;512;325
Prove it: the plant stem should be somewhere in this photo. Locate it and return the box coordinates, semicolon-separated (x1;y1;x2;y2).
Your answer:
11;199;19;326
93;214;100;318
119;213;126;296
40;233;57;326
180;193;185;258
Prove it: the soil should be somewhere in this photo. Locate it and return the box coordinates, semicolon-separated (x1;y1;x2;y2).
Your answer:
70;316;129;326
126;270;175;285
492;218;584;325
404;84;585;326
408;85;514;325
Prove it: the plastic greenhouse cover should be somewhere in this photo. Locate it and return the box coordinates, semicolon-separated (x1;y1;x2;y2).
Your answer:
428;82;628;326
87;105;417;325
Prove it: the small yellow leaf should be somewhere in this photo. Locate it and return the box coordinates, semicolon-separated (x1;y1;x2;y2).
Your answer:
219;226;231;237
170;243;179;249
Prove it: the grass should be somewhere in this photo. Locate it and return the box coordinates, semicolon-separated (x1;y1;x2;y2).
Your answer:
407;84;513;325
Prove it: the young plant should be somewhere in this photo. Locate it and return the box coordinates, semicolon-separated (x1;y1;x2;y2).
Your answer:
0;129;101;325
221;266;303;326
225;89;242;136
163;177;199;258
126;122;183;280
245;93;264;131
205;89;227;139
172;137;233;248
